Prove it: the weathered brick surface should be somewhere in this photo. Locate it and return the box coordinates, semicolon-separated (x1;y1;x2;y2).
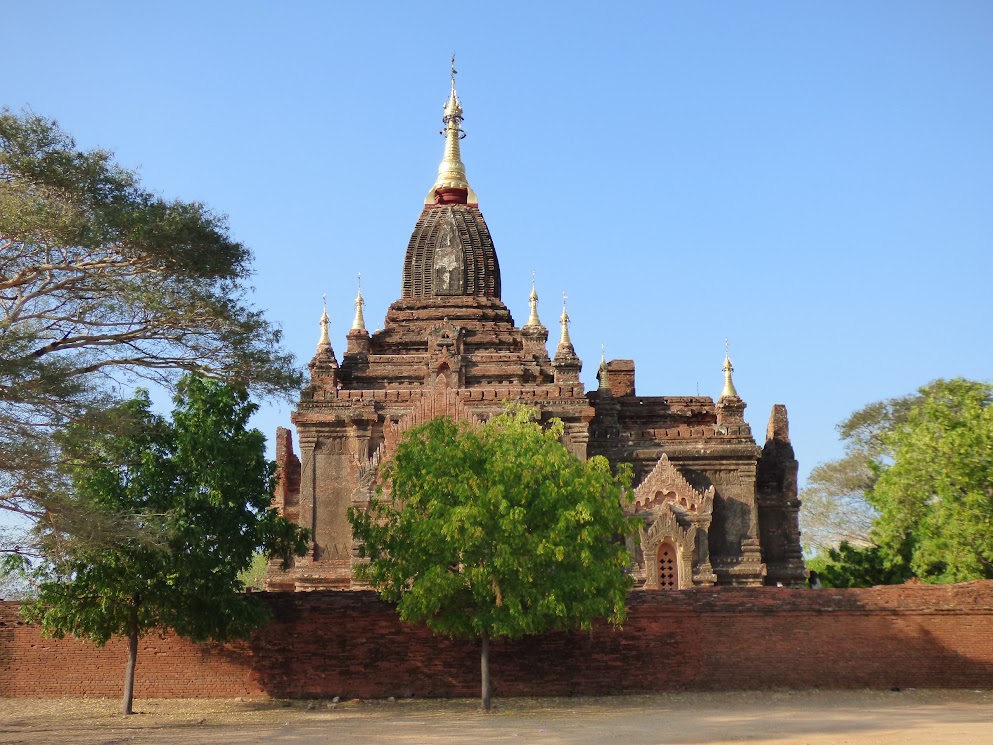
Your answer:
2;581;992;698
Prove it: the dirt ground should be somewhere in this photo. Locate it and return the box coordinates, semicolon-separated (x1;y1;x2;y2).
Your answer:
0;689;991;744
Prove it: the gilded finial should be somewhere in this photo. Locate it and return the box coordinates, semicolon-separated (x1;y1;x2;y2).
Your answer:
426;55;478;205
318;294;331;349
721;337;739;399
525;272;541;327
351;273;366;331
559;292;572;347
598;343;610;390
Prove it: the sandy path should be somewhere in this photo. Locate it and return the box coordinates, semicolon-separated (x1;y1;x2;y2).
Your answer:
1;690;991;744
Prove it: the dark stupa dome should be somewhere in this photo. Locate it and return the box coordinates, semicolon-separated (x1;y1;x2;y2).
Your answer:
401;204;501;299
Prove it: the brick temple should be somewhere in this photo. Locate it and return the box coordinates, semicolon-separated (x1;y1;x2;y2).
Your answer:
269;66;806;592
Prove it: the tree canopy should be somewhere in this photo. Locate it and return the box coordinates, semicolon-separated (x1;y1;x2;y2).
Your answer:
869;378;993;583
349;407;637;709
806;541;913;589
22;376;309;714
0;109;299;551
805;378;993;586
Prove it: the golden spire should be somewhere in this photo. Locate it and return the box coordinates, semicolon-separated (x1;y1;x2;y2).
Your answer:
525;272;541;327
318;293;331;350
598;343;610;390
720;338;739;399
425;55;478;205
351;273;366;331
558;292;572;347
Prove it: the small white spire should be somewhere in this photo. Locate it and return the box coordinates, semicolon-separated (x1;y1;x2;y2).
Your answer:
721;337;739;399
558;292;572;347
318;293;331;349
351;273;366;331
525;272;541;327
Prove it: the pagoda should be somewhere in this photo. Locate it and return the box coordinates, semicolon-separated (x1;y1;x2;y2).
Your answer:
270;62;805;591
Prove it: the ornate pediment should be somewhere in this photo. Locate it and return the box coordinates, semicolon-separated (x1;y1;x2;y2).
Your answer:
631;453;716;517
381;384;483;461
645;507;693;547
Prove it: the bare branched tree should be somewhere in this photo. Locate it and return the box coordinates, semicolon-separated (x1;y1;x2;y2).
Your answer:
0;110;301;555
799;393;920;554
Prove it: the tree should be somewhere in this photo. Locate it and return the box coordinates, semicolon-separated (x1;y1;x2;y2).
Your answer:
21;376;309;714
349;407;637;710
238;552;272;591
806;541;913;589
803;378;993;586
0;545;34;600
868;378;993;583
800;459;877;554
0;110;300;553
800;392;920;554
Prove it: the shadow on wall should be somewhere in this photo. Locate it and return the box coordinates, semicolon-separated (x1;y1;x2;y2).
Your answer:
230;583;993;699
4;582;993;698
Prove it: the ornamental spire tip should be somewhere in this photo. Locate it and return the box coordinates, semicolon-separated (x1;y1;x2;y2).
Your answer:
426;55;477;206
558;292;572;347
318;294;331;349
525;272;541;327
720;337;739;399
351;273;366;331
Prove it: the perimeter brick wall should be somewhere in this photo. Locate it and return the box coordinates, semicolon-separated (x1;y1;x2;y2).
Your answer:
2;581;992;698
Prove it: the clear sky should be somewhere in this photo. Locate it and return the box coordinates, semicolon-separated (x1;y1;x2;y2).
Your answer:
4;1;992;487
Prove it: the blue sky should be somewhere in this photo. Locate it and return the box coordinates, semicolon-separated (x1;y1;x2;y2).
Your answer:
4;1;992;487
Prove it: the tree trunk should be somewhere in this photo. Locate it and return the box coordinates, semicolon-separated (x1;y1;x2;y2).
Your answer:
122;608;139;715
480;629;491;711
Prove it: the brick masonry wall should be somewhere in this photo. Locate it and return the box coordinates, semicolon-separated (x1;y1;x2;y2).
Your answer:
2;581;992;698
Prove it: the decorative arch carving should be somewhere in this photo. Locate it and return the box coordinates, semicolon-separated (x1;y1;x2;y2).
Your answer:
435;362;452;389
639;508;696;590
629;453;717;589
426;322;464;387
381;387;483;462
631;453;716;514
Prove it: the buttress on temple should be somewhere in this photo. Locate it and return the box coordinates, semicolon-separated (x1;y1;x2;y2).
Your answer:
268;65;806;592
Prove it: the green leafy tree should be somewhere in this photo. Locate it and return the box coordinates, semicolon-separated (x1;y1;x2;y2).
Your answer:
349;407;637;710
0;109;300;555
805;378;993;586
22;376;309;715
868;378;993;583
238;552;272;591
806;541;913;588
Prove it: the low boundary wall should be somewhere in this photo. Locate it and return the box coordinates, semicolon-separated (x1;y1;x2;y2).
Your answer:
2;581;992;698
